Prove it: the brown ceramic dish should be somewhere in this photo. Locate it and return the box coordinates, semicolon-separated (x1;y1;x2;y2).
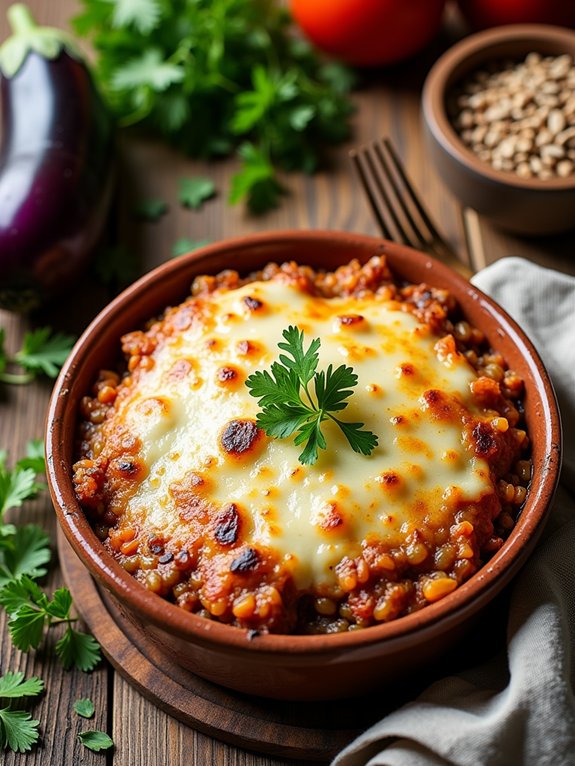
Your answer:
46;231;561;700
422;24;575;235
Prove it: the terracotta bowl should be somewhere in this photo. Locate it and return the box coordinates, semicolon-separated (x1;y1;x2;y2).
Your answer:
422;24;575;235
46;231;561;700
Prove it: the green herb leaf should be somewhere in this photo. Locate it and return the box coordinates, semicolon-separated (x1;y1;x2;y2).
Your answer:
246;327;378;465
73;0;354;212
0;707;40;752
74;698;95;719
7;604;47;651
0;672;44;699
178;177;216;210
134;197;168;221
111;48;183;92
171;238;212;258
111;0;161;34
14;328;75;379
0;467;40;516
78;730;114;752
56;627;101;672
15;440;45;474
0;525;51;586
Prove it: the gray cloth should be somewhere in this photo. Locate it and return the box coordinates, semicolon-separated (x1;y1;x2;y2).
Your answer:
333;257;575;766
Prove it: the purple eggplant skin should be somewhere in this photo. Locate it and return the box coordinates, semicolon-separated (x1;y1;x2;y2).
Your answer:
0;14;115;312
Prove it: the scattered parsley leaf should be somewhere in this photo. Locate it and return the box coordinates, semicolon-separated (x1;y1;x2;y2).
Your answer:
0;672;44;699
171;238;211;258
7;603;47;652
134;197;168;221
246;326;378;465
0;708;40;753
15;440;46;474
73;698;95;719
0;467;38;516
78;730;114;752
178;177;216;210
229;143;285;214
14;328;75;379
0;526;51;586
56;627;101;672
0;329;74;385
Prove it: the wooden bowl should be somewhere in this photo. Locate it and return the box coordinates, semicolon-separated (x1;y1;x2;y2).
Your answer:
422;24;575;235
46;231;561;700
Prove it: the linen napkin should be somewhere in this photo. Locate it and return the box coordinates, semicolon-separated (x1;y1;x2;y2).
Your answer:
333;257;575;766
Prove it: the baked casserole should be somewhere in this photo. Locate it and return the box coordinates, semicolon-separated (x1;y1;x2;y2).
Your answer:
73;256;531;634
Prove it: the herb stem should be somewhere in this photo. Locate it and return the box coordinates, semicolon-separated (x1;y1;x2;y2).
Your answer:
0;370;34;385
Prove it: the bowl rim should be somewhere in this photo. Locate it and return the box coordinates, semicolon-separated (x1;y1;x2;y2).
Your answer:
46;229;562;657
422;23;575;192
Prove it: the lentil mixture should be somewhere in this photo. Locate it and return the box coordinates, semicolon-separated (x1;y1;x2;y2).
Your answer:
449;52;575;179
73;257;531;634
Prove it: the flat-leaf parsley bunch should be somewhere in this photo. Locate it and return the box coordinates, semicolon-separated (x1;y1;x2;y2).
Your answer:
73;0;355;213
246;326;378;464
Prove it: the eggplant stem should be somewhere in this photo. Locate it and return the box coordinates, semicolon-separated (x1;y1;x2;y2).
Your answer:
7;4;38;36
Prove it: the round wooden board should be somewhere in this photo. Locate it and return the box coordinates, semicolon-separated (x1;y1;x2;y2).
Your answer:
58;530;413;762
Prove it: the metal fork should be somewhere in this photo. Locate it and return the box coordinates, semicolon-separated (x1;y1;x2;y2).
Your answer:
350;137;473;279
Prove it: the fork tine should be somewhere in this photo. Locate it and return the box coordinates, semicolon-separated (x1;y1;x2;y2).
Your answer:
349;148;394;240
372;140;428;250
382;138;451;250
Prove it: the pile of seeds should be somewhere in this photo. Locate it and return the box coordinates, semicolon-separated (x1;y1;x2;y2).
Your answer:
449;52;575;179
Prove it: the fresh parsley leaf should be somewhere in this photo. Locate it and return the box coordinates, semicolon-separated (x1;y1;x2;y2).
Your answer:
73;698;95;719
14;328;75;379
7;603;47;652
0;525;51;586
56;627;101;672
111;0;161;34
0;672;44;699
134;197;168;221
246;326;378;465
15;440;46;474
178;177;216;210
111;48;184;93
0;467;37;516
0;708;40;753
171;238;212;258
0;576;45;614
229;143;285;214
78;730;114;752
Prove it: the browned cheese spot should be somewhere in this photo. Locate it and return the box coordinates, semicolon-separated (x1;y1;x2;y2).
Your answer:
399;363;415;376
217;366;238;384
243;295;264;311
167;358;193;382
214;503;240;545
391;415;405;426
170;471;213;522
422;389;458;421
236;340;257;356
220;419;262;457
110;457;143;479
472;422;499;458
319;502;344;531
230;547;259;573
337;314;365;327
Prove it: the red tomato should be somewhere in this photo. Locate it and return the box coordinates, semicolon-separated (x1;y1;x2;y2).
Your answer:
457;0;575;29
290;0;447;67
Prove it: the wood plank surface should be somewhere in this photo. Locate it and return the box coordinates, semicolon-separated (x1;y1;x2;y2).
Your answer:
1;2;574;765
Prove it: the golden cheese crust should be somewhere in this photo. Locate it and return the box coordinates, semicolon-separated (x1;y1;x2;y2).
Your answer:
73;256;530;634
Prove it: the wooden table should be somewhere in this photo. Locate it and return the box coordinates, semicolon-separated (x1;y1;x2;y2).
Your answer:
1;2;573;764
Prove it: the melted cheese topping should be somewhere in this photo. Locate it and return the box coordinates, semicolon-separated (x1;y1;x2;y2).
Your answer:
117;280;493;590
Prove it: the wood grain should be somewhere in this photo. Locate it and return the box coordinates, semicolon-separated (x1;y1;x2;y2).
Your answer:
1;2;574;765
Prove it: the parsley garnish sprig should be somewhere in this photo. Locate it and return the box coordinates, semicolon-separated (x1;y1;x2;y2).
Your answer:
246;326;378;465
0;327;75;385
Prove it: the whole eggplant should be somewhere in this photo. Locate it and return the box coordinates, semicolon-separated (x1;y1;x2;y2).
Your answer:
0;4;115;312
